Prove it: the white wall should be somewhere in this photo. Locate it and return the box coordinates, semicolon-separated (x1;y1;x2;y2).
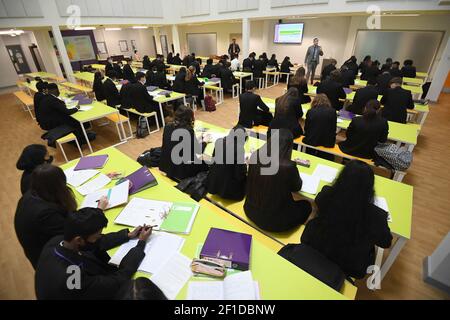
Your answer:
1;32;38;72
0;35;18;87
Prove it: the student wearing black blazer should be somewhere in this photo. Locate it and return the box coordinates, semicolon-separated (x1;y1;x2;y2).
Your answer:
34;80;48;127
252;55;266;80
340;100;389;159
129;72;163;124
288;67;311;104
242;54;255;73
320;59;336;81
340;65;356;88
103;70;122;108
172;53;182;65
14;164;77;269
365;60;381;85
145;65;170;90
201;59;215;78
159;105;209;180
207;126;248;201
244;129;312;232
381;77;414;124
35;208;152;300
93;71;106;102
359;55;371;80
303;94;337;161
218;63;237;94
123;64;136;83
16;144;52;195
268;54;279;71
401;59;417;78
389;61;402;78
238;81;273;128
347;84;379;115
317;70;346;111
268;87;304;139
376;71;393;96
185;66;205;109
142;56;152;71
301;160;392;279
172;67;187;93
342;56;358;76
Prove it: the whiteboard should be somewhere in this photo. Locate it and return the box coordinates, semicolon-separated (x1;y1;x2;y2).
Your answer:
187;33;217;56
353;30;444;74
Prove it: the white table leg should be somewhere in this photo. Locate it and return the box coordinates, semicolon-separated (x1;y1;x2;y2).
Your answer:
265;73;269;89
159;102;165;127
239;77;243;94
419;112;428;127
407;144;415;152
380;237;408;281
80;121;93;153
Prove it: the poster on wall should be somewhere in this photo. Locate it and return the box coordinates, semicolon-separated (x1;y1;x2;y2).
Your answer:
119;40;129;53
131;40;137;51
96;42;108;54
62;35;96;61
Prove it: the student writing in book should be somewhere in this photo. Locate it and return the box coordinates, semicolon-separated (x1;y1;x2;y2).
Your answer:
16;144;52;195
35;208;153;300
207;125;248;201
280;56;294;82
93;71;106;102
288;67;310;104
381;77;415;124
103;70;122;108
317;70;346;111
14;164;78;269
339;100;389;159
146;64;171;90
244;129;312;232
116;277;167;300
301;160;392;279
159;105;209;180
346;82;379;115
238;80;273;128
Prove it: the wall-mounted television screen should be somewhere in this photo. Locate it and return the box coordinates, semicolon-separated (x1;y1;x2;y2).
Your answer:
274;23;305;44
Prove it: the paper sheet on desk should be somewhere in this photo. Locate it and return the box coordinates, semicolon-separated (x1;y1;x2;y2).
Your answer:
151;252;193;300
80;180;129;209
64;167;99;187
75;173;111;196
79;105;93;111
374;197;392;222
313;164;339;183
299;173;320;195
114;198;172;228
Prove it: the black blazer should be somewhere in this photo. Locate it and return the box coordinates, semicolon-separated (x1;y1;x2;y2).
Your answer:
253;60;265;78
105;63;115;75
142;59;152;71
238;92;270;128
365;65;381;85
119;83;133;109
20;170;32;195
123;66;135;83
35;231;145;300
172;72;186;93
14;191;68;269
321;64;336;81
113;64;123;79
190;61;201;76
172;56;182;65
103;78;121;107
228;43;241;55
341;69;356;88
347;85;379;115
185;76;204;97
288;81;311;104
159;124;208;180
344;61;358;75
242;58;254;72
267;58;279;71
303;105;337;148
389;68;402;78
201;65;215;78
301;186;393;278
381;87;414;124
207;137;247;201
339;115;389;159
280;61;293;73
128;82;156;113
34;92;46;127
401;66;416;78
219;67;236;91
146;71;170;90
268;96;304;138
376;72;392;96
317;79;346;111
38;95;77;131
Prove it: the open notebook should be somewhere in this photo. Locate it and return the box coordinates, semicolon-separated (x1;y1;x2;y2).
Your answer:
114;198;199;234
187;271;260;300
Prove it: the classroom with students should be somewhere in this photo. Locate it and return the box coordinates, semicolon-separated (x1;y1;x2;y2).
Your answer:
0;0;449;302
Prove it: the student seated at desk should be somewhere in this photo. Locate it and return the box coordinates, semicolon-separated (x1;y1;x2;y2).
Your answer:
218;60;238;94
116;278;167;300
185;66;206;109
145;65;170;90
172;53;182;66
105;57;115;75
16;144;52;195
244;129;312;232
376;70;393;96
381;77;414;124
340;65;356;88
167;52;174;65
303;94;337;161
321;59;337;81
183;53;195;67
142;55;152;71
339;100;389;159
93;71;106;102
114;61;124;79
15;164;76;269
123;64;136;83
202;59;216;78
347;83;379;115
389;61;402;78
103;70;122;108
159;105;209;180
268;54;279;72
252;55;266;81
34;80;49;125
342;56;358;76
268;87;304;139
359;55;371;80
172;67;187;93
288;67;310;104
301;160;393;279
280;56;294;82
381;58;393;73
317;70;346;111
401;59;417;78
238;80;273;128
365;60;381;85
261;52;269;67
242;53;256;73
35;208;153;300
190;58;202;76
230;54;240;72
129;72;163;123
207;126;248;201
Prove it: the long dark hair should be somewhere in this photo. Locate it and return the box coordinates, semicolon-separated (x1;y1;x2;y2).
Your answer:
223;125;248;164
363;100;381;120
290;67;307;87
319;160;375;242
116;278;167;300
247;129;294;208
173;105;194;129
93;71;103;91
275;87;299;116
31;164;77;212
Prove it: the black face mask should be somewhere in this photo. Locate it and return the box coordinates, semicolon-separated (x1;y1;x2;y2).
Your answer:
80;239;98;252
45;156;54;164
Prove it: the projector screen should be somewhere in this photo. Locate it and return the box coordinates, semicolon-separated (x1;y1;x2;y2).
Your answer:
274;23;304;44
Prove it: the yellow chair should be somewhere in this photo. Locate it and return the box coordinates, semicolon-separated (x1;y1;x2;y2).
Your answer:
126;108;160;136
56;133;83;163
13;91;35;120
106;113;133;141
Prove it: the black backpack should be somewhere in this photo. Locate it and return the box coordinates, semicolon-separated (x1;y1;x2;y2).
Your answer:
136;117;149;139
137;147;162;168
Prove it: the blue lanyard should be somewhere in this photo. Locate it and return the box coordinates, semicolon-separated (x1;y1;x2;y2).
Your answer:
53;248;84;269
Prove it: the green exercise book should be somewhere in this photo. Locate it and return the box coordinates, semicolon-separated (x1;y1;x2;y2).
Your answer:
160;202;200;234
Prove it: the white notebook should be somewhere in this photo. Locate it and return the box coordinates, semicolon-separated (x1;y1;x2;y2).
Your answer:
374;196;393;222
64;166;99;187
114;198;172;228
80;180;129;209
313;164;339;183
75;173;111;196
187;271;260;300
109;232;185;274
299;172;321;195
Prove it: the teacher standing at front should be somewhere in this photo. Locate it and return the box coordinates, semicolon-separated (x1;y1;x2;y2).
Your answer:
304;38;324;84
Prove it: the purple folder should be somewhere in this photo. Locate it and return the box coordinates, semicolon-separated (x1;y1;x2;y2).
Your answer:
126;166;158;195
71;94;93;105
200;228;252;271
147;86;158;92
210;77;221;82
74;155;109;171
338;110;356;120
158;90;172;96
344;88;353;95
